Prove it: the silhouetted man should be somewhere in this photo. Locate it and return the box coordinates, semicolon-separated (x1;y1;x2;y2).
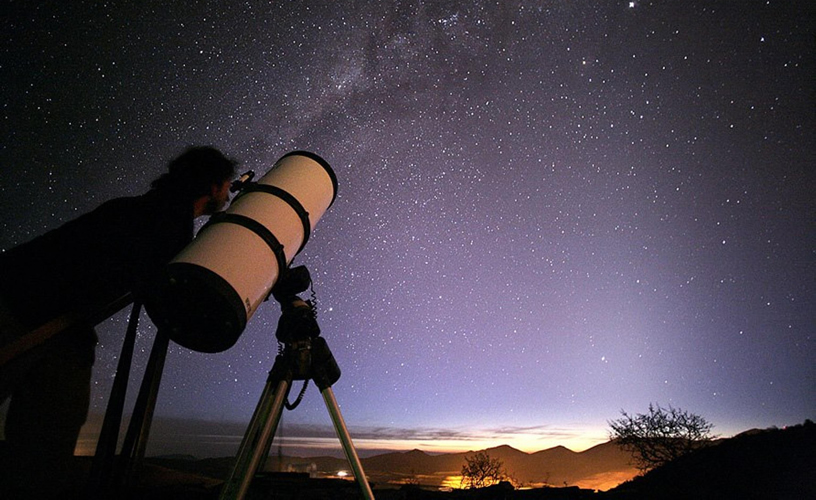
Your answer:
0;146;237;498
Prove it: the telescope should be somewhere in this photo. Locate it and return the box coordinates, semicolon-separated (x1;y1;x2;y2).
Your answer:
146;151;337;353
89;150;375;500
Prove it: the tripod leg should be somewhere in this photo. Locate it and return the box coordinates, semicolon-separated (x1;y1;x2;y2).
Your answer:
321;387;376;500
119;329;170;483
86;302;142;494
219;376;291;500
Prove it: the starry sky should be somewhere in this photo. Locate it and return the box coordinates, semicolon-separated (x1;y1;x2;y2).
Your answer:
1;1;814;458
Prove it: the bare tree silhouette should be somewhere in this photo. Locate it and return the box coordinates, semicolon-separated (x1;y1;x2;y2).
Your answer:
460;451;507;488
609;403;715;471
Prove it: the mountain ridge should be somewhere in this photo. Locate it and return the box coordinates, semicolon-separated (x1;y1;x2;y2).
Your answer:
286;439;638;489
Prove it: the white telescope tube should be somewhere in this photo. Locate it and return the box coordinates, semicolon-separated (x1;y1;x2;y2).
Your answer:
148;151;337;353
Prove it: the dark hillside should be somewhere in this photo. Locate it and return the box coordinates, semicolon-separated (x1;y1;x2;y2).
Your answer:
607;421;816;499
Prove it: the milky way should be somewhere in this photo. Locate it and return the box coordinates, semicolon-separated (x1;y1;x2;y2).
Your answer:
1;1;813;456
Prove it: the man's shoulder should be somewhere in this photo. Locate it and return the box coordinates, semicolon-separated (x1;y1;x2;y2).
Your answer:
93;191;188;219
95;192;157;211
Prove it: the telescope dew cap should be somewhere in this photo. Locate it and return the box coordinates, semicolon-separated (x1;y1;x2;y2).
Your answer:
279;150;338;207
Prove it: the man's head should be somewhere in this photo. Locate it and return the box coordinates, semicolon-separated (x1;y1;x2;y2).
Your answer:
151;146;237;215
200;177;232;216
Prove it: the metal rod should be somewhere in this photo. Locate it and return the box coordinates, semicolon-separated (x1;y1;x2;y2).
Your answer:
120;329;170;483
219;377;290;500
86;302;142;494
321;387;376;500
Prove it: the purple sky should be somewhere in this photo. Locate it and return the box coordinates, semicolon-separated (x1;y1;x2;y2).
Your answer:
2;1;813;457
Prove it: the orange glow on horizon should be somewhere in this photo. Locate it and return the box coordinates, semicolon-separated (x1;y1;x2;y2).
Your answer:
348;427;610;455
73;414;612;458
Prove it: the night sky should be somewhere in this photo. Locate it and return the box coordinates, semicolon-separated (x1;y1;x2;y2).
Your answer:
1;1;813;458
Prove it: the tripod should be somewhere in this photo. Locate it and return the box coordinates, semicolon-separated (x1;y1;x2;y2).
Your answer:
219;294;375;500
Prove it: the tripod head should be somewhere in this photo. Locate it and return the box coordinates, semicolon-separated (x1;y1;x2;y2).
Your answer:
274;297;319;344
271;266;320;344
271;265;312;305
268;265;340;391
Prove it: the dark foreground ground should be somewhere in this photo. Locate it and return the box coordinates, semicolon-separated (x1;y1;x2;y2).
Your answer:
2;421;814;499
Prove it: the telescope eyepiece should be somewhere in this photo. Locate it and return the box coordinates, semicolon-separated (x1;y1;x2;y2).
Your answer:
230;170;255;192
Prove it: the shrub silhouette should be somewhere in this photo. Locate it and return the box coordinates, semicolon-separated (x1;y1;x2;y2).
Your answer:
609;403;715;471
460;451;508;489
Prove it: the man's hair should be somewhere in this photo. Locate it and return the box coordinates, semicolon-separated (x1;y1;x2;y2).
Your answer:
151;146;237;200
